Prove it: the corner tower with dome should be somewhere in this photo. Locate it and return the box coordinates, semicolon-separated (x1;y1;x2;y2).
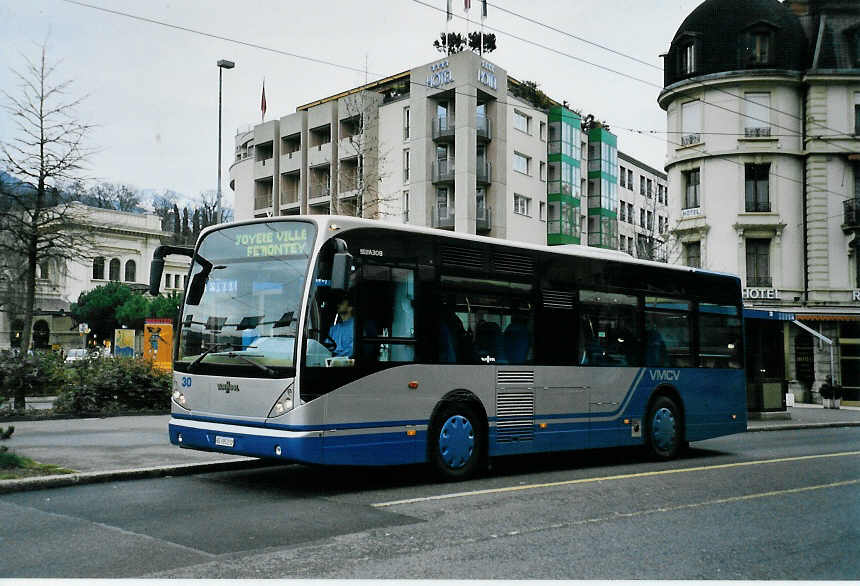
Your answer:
658;0;860;409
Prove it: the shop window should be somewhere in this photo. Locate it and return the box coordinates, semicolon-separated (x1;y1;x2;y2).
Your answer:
840;322;860;389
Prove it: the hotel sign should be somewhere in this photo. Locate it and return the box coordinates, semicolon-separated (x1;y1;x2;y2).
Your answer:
427;60;454;89
853;290;860;302
743;288;781;300
478;60;497;90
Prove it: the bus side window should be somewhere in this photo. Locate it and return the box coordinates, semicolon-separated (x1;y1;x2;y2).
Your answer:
578;290;639;366
359;265;416;363
644;296;692;368
437;291;534;365
698;303;742;368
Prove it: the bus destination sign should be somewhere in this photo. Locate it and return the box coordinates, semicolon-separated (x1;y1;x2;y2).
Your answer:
235;227;310;257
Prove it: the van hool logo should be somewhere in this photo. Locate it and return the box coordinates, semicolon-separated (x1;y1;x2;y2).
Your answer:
218;381;240;394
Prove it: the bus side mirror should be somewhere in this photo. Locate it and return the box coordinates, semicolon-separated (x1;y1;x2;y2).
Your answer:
331;252;353;291
149;258;165;296
186;272;206;306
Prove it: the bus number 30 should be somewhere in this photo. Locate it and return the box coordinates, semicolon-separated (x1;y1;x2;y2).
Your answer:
181;377;192;388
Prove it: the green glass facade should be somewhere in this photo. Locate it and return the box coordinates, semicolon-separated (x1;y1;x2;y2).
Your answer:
546;107;582;245
586;127;618;249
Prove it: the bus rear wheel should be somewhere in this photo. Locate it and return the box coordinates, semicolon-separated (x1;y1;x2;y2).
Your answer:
429;403;485;481
645;395;683;460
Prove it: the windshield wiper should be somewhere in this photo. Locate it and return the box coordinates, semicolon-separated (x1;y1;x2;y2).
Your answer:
187;343;232;371
187;345;275;375
223;352;275;375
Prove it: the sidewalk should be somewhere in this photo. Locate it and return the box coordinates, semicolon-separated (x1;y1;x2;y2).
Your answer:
746;402;860;431
2;405;859;493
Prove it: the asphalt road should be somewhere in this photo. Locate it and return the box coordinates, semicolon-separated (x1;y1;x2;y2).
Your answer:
1;427;858;579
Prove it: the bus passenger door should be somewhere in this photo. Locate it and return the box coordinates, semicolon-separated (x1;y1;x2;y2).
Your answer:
535;290;590;452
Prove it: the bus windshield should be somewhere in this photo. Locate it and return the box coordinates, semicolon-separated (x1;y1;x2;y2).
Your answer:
176;221;316;374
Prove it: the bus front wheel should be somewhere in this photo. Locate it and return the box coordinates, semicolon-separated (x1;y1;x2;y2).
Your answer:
429;403;485;481
645;395;683;460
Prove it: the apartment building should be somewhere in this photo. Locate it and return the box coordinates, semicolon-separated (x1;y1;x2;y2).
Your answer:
617;152;670;261
659;0;860;406
230;50;671;253
231;51;550;245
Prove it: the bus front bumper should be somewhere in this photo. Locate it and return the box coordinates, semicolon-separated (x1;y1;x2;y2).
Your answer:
169;417;323;463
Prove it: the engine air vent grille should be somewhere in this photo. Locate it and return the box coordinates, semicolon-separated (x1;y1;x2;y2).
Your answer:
496;390;535;442
440;246;488;271
497;370;534;385
542;290;575;309
495;252;534;275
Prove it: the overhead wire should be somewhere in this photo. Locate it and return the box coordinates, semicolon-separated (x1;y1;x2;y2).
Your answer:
59;0;856;210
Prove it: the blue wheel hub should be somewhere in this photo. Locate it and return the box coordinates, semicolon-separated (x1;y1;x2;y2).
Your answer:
652;407;676;452
438;415;474;469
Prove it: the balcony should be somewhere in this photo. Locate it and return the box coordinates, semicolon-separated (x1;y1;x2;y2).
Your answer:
309;184;330;200
476;206;492;233
476;161;492;184
432;116;455;142
432;204;455;229
744;127;772;138
680;133;701;146
745;200;771;213
476;115;491;142
747;276;773;288
547;179;574;196
843;199;860;234
432;159;455;183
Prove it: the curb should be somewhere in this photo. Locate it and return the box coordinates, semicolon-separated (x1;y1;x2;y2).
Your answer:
2;422;858;494
0;458;274;495
746;421;860;432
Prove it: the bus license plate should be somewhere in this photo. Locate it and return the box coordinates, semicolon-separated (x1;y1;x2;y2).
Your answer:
215;436;234;448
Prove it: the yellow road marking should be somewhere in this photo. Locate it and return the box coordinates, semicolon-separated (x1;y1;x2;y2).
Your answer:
475;479;860;539
372;450;860;508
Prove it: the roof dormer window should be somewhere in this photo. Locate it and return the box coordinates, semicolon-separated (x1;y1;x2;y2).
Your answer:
675;32;701;77
740;22;776;67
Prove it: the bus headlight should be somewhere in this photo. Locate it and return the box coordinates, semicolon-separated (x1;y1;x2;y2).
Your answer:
172;390;189;409
268;383;294;418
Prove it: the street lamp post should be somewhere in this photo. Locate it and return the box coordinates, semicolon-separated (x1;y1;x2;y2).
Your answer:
216;59;235;225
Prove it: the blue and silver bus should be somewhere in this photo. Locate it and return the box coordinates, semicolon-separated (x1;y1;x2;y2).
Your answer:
151;216;746;480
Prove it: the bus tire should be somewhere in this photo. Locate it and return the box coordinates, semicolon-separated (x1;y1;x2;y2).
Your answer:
428;403;485;481
645;395;683;460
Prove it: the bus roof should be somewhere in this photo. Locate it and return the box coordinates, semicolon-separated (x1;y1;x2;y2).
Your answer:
197;215;740;284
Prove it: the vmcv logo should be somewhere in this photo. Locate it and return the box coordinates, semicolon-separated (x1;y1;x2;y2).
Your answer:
648;369;680;382
217;381;240;394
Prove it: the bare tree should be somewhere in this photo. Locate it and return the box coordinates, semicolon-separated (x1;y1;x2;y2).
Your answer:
0;42;95;408
150;189;179;231
87;182;141;212
198;189;232;226
336;90;395;219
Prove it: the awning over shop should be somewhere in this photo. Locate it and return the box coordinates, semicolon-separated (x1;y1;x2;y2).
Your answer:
795;314;860;322
743;308;795;321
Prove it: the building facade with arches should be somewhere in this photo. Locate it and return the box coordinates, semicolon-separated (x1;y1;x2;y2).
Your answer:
659;0;860;406
0;203;189;351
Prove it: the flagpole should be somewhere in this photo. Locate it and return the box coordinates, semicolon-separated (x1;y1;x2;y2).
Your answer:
480;0;486;56
445;0;450;54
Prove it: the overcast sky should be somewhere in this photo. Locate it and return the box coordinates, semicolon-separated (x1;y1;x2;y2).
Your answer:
0;0;703;208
